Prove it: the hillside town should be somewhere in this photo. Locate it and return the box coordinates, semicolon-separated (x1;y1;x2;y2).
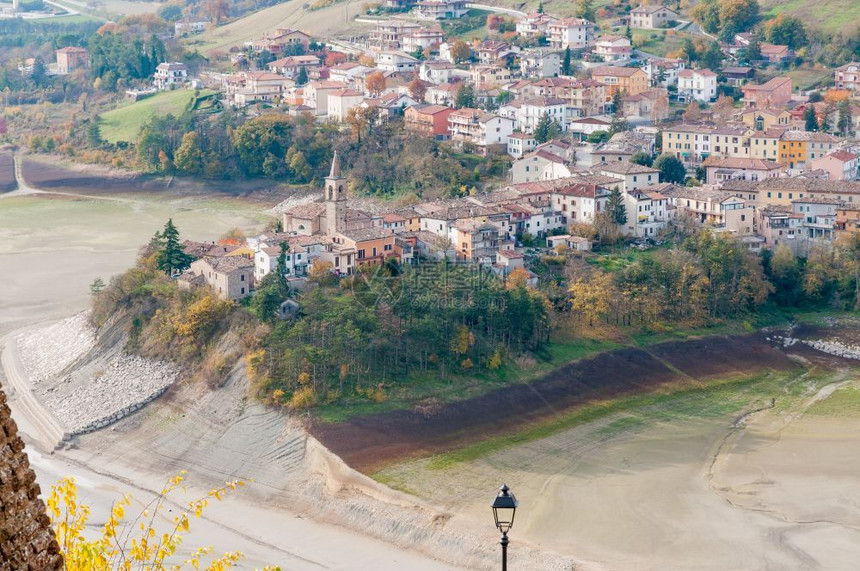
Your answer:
5;0;860;302
91;3;857;302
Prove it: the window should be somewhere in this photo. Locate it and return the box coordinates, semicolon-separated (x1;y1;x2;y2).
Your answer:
241;274;245;282
384;244;392;251
358;249;365;259
241;287;245;295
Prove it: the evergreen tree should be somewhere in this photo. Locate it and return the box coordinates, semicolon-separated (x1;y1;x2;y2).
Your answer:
455;82;476;108
837;99;852;136
745;34;762;62
625;23;632;42
533;111;559;143
575;0;594;21
295;67;308;85
155;219;194;276
611;89;623;116
630;152;653;167
537;1;544;13
820;103;834;132
701;41;724;71
86;121;102;147
276;241;290;294
653;153;687;184
609;115;629;135
607;187;627;226
803;105;818;132
561;47;572;76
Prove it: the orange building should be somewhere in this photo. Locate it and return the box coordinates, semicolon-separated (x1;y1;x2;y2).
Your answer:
405;104;453;140
589;66;648;99
56;46;88;74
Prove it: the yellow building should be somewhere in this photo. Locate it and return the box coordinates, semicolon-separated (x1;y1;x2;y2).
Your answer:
747;128;784;161
590;66;648;98
741;108;790;131
778;131;841;169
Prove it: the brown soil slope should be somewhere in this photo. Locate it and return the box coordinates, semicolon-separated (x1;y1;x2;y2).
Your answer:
312;334;795;473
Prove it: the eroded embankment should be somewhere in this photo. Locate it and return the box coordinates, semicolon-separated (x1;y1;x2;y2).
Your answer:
311;334;798;474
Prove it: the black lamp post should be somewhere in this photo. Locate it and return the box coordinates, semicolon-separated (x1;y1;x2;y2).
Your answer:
491;484;518;571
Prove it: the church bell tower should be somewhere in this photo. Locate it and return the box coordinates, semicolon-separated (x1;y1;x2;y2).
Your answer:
325;152;347;235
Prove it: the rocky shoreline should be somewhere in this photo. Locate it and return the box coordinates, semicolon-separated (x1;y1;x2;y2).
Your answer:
14;313;178;435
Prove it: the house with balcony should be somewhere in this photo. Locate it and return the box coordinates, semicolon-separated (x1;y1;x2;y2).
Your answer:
516;13;557;38
592;35;632;62
515;97;567;134
370;20;422;47
451;220;499;263
677;68;717;102
624;187;669;237
419;59;456;84
414;0;467;20
153;62;188;90
835;63;860;92
377;50;420;72
448;108;515;153
402;26;444;52
548;17;596;50
520;50;561;78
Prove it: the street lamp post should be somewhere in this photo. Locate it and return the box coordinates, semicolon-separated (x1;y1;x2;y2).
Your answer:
491;484;518;571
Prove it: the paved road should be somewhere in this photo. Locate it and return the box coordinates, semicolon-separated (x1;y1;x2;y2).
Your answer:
1;333;68;450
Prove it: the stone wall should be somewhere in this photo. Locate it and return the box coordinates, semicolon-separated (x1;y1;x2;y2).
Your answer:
0;384;63;571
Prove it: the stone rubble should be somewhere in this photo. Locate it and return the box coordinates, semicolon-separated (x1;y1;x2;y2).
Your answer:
776;335;860;359
42;355;178;435
16;313;178;436
16;312;95;385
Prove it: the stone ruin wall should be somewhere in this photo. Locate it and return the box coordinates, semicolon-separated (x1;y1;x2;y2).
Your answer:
0;384;63;571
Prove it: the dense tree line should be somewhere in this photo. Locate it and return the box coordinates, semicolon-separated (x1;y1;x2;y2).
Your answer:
252;261;550;408
131;111;502;196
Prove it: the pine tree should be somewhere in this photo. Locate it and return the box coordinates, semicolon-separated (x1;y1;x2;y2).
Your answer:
276;241;290;294
537;1;544;13
607;187;627;226
803;105;818;132
155;219;194;276
295;67;308;85
561;47;572;76
625;23;632;42
837;99;852;137
534;111;554;143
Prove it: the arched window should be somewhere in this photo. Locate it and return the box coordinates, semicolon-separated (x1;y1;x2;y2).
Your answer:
328;186;333;200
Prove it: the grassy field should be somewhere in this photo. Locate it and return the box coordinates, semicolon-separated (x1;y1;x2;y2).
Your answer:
416;368;805;471
761;0;859;35
189;0;367;55
98;89;211;144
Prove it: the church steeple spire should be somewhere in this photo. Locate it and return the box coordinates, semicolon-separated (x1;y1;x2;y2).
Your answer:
329;151;343;180
324;153;347;235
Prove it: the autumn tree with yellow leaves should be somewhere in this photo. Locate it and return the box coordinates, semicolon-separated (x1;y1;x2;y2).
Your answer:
47;472;279;571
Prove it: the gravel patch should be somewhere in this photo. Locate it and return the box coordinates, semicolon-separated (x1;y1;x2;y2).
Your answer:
16;313;95;385
16;312;179;435
42;354;178;434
